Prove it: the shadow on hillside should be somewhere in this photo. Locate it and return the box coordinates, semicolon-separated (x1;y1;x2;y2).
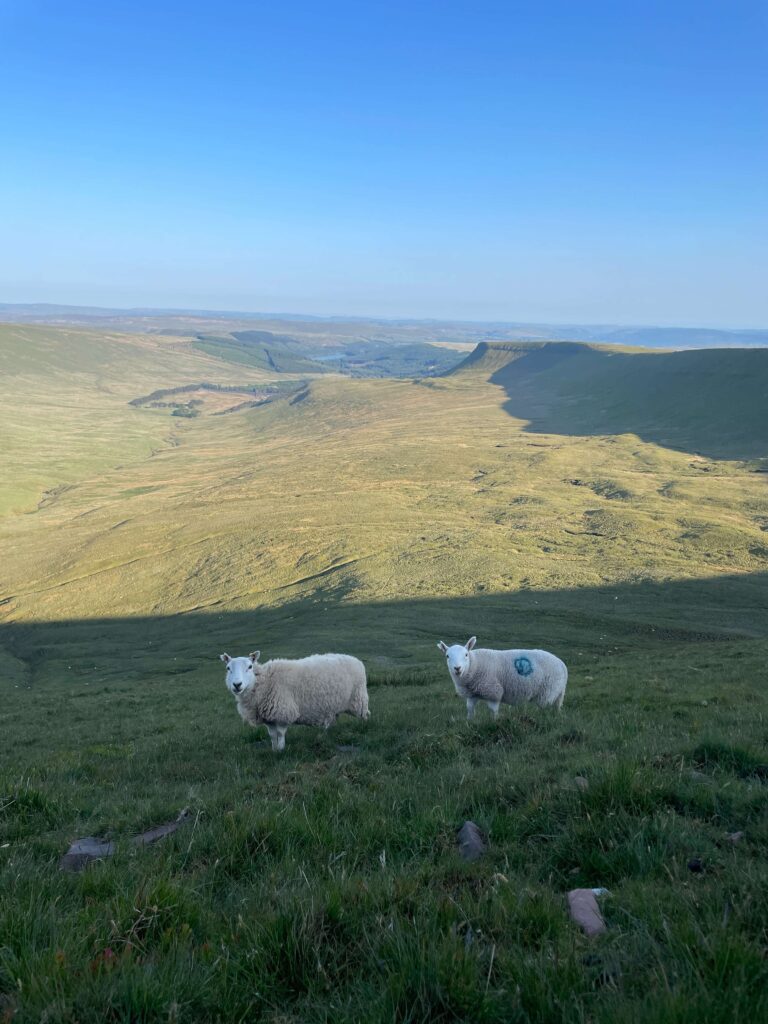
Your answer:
1;571;766;684
482;343;768;462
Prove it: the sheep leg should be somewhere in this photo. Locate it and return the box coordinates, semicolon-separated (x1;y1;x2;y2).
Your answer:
555;691;565;710
466;697;477;721
267;725;287;752
487;700;501;719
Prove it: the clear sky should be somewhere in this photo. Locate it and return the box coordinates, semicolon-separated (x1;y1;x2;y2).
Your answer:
1;1;766;326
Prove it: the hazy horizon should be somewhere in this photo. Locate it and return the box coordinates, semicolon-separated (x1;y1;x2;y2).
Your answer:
2;298;768;335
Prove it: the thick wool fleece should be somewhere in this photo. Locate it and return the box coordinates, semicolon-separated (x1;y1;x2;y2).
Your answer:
236;653;369;728
456;648;567;709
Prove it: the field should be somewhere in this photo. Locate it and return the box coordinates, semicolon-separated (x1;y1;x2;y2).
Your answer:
1;324;767;1022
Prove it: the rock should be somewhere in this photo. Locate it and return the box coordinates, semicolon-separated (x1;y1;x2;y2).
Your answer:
457;820;487;862
725;831;744;844
59;808;191;872
336;745;360;754
567;889;607;937
59;837;116;873
574;776;589;791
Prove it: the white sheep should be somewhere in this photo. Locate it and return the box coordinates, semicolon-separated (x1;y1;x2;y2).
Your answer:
219;650;370;751
436;636;567;720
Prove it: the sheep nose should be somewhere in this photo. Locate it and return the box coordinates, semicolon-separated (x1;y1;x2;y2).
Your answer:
233;683;242;692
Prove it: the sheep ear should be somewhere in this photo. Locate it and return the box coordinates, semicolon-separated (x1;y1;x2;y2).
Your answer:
465;637;477;651
437;641;448;653
220;653;231;663
249;650;260;662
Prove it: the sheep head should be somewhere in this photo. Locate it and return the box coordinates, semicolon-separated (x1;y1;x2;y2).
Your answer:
436;636;476;679
220;651;261;696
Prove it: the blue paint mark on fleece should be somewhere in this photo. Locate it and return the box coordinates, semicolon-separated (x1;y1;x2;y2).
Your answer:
514;656;533;676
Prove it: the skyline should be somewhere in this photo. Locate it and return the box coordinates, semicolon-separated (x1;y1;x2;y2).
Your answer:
3;298;768;333
1;1;766;328
5;299;768;341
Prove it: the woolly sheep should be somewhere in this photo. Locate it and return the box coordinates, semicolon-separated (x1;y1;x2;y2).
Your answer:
220;650;370;752
436;636;567;720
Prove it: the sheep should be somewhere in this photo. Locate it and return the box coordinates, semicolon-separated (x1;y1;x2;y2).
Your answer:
219;650;369;751
436;636;567;720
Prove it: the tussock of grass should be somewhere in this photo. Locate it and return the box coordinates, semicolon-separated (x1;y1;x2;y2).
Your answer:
688;741;768;780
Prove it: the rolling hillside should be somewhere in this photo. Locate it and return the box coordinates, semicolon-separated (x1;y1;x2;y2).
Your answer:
1;329;766;651
0;324;299;517
450;341;768;461
1;326;767;1022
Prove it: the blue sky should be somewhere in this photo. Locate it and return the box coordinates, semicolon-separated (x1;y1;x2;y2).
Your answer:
1;1;766;326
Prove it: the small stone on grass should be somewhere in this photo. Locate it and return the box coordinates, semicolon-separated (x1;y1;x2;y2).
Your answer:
457;820;487;862
567;888;607;937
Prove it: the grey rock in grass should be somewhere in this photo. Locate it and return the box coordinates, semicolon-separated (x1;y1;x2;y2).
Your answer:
574;776;589;791
567;888;607;937
59;807;191;872
59;837;116;873
725;830;744;844
457;820;487;862
336;745;360;754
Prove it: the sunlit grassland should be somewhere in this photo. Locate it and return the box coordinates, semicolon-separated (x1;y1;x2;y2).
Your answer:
1;326;767;1021
1;365;766;628
0;324;281;517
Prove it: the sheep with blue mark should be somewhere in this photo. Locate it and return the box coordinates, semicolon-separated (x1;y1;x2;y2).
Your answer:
436;636;568;720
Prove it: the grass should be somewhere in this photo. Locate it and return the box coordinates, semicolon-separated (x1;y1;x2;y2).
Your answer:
1;621;767;1023
1;326;767;1020
0;324;279;516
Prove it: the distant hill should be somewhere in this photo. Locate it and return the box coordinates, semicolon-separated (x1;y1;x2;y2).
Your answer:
1;302;766;349
191;332;331;374
0;322;278;516
449;341;768;461
478;324;768;349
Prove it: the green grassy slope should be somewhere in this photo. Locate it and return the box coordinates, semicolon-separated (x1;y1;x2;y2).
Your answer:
0;324;289;517
1;329;767;1021
192;333;331;374
2;364;766;628
2;597;767;1024
451;341;768;461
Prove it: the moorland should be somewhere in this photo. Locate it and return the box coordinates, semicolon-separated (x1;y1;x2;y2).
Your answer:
1;319;767;1023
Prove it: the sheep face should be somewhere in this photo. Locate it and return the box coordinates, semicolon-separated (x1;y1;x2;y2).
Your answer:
436;637;476;681
220;651;260;696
